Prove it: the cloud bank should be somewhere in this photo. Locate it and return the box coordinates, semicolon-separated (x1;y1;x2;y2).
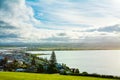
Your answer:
0;0;120;44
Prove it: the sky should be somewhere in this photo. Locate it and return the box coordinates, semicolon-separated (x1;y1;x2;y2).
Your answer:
0;0;120;44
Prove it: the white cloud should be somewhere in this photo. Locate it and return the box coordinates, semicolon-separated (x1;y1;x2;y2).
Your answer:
0;0;120;44
0;0;44;42
29;0;120;28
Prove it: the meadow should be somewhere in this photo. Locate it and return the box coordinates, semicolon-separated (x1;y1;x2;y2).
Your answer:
0;72;116;80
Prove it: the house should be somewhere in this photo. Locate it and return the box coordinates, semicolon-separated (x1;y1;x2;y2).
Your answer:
56;63;63;70
0;66;3;71
16;68;26;72
0;56;4;60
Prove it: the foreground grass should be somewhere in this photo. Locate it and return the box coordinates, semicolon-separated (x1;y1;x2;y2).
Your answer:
0;72;116;80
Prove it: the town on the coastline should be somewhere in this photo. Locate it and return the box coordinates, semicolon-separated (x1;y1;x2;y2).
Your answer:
0;47;79;74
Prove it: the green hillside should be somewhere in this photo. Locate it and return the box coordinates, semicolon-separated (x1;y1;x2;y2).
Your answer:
0;72;116;80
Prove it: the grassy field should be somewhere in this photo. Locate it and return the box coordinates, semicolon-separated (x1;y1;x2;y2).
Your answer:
0;72;116;80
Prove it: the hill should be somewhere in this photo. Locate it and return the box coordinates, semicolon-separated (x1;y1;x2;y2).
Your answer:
0;42;120;50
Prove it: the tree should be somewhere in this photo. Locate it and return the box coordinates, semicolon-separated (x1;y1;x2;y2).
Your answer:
31;57;36;66
2;57;8;71
74;69;80;74
2;57;8;65
48;51;58;73
37;64;44;73
12;59;19;69
49;51;57;65
82;71;88;75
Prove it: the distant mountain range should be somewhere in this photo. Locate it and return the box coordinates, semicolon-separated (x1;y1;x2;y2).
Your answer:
0;42;120;50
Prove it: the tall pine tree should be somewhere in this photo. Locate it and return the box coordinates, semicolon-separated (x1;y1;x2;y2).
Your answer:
49;51;57;65
48;51;58;73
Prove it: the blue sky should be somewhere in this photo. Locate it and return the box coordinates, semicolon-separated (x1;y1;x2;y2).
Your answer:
0;0;120;43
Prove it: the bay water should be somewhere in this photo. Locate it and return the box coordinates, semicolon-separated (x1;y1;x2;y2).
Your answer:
27;50;120;76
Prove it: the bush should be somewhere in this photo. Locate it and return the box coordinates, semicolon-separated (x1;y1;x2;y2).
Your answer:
81;72;88;76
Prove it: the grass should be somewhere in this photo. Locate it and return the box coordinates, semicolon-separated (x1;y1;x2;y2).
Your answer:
0;72;116;80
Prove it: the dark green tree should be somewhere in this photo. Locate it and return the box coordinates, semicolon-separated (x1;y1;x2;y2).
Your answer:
3;57;8;65
31;57;36;66
12;59;19;69
48;51;58;73
37;64;44;73
82;71;88;75
2;57;8;71
49;51;57;65
74;69;80;74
